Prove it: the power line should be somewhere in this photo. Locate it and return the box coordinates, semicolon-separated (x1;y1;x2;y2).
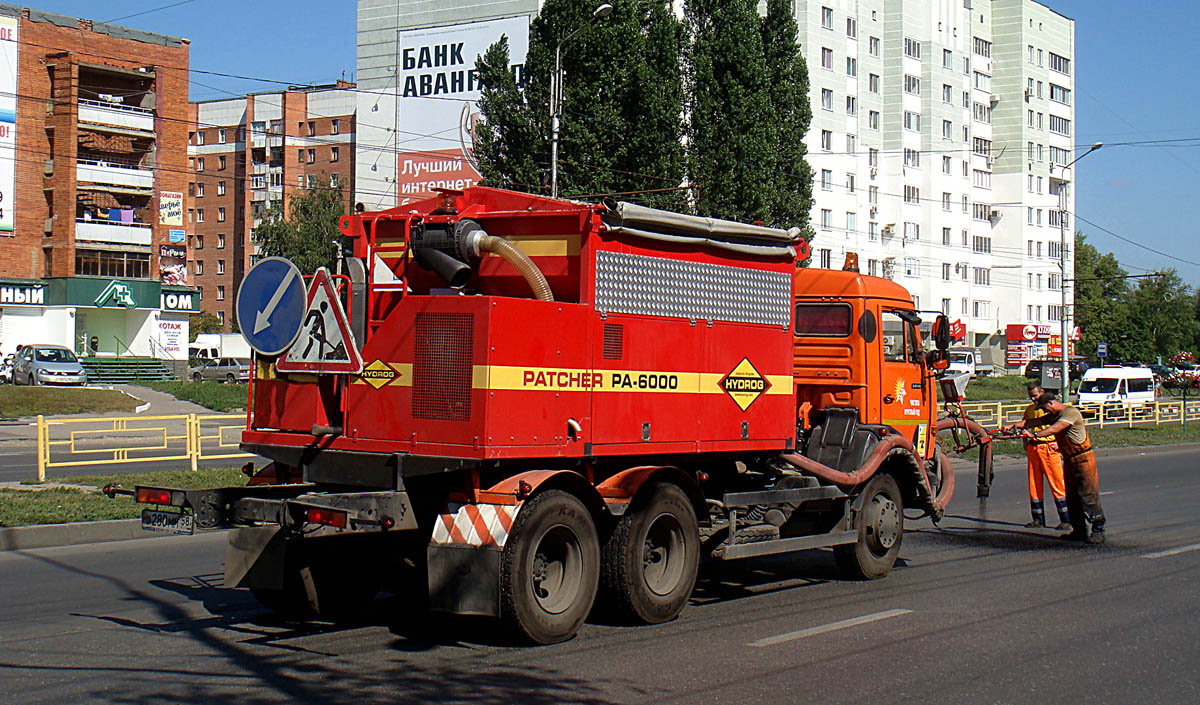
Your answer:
1073;214;1200;269
106;0;199;24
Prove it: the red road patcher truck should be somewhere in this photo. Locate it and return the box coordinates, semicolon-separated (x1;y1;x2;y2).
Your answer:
109;187;981;644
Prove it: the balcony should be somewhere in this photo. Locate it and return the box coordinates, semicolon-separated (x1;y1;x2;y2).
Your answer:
76;158;154;190
75;219;153;246
78;99;155;133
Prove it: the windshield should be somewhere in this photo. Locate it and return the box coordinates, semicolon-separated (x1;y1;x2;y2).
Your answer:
949;352;972;363
35;348;77;363
1079;378;1118;394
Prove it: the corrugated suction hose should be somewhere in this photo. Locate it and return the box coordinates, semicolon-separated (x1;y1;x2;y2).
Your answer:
474;232;555;302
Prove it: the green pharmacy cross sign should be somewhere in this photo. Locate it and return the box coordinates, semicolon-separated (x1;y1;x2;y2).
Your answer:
95;280;137;308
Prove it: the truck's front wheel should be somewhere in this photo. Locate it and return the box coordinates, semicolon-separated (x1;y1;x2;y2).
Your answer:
500;490;599;644
599;483;699;624
834;473;903;580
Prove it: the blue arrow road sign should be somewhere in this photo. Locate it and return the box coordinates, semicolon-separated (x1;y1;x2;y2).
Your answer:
236;257;306;356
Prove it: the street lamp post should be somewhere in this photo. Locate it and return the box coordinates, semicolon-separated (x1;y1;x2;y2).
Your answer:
550;3;613;199
1055;141;1102;401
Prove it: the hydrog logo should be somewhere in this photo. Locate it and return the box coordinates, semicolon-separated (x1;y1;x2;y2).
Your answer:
719;357;771;412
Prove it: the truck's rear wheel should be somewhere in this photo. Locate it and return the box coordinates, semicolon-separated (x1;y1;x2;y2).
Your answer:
834;473;903;580
500;490;599;644
600;483;699;624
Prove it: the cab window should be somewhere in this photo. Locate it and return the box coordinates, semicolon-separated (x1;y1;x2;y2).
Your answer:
881;311;919;363
795;304;851;336
1128;378;1152;394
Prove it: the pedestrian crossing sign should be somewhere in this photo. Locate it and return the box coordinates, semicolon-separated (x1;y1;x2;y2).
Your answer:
276;267;363;374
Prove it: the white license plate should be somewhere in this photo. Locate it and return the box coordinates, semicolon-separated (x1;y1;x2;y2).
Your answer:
141;509;195;535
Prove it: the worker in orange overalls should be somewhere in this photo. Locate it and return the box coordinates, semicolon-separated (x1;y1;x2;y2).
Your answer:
1019;381;1070;530
1023;391;1107;544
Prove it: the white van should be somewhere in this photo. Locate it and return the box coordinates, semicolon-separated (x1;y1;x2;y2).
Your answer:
1077;366;1156;407
946;349;977;378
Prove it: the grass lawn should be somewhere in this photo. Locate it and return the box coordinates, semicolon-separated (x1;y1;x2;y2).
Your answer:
1;468;247;527
942;418;1200;459
0;386;140;419
141;381;248;413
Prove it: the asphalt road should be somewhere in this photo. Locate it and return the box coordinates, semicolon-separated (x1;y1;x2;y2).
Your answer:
0;446;1197;704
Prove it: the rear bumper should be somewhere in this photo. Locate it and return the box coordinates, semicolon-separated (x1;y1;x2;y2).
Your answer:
241;440;477;488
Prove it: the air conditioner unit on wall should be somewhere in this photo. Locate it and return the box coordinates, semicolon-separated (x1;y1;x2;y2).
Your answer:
989;209;1001;221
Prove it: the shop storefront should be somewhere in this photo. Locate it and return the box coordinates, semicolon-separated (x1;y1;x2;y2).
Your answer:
0;277;197;361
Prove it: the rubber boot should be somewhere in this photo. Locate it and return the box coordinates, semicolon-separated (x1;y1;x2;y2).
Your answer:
1024;502;1046;528
1053;498;1071;531
1087;517;1106;545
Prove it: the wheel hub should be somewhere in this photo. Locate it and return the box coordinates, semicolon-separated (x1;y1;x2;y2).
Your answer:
866;494;900;551
529;525;583;615
642;512;686;597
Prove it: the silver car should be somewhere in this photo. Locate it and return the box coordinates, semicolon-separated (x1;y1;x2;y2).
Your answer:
189;357;251;383
15;345;89;386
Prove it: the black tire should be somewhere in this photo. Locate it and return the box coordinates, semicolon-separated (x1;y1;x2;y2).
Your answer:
192;372;203;383
499;490;599;644
599;483;699;624
225;373;236;384
834;473;903;580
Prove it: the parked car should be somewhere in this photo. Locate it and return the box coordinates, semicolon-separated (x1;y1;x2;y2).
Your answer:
946;348;978;378
13;345;88;386
1077;366;1156;407
189;357;251;383
1024;356;1089;381
0;354;12;384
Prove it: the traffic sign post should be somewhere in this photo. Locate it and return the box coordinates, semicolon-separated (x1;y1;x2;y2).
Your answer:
277;267;363;374
1097;341;1108;359
235;257;307;356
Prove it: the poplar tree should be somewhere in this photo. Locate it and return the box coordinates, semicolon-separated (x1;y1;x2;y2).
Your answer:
760;0;814;237
683;0;775;223
474;0;685;208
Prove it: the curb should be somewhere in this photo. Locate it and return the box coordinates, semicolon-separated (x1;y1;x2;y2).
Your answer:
0;518;172;551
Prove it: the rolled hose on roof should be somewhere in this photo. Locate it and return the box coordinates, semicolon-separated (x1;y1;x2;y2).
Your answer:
474;232;555;302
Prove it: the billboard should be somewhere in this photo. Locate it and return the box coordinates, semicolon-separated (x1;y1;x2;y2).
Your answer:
0;16;17;234
159;243;187;285
394;16;529;205
158;191;184;225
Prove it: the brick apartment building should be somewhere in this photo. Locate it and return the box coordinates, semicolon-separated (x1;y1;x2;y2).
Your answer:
188;84;356;328
0;5;197;366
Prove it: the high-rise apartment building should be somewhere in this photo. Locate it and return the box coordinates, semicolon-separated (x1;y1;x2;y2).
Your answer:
188;84;356;327
0;5;198;364
799;0;1076;367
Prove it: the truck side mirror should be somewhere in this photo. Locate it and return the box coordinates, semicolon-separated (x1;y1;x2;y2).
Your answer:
926;349;949;370
931;314;951;351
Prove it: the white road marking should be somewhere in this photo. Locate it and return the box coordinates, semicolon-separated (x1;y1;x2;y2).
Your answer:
1100;491;1115;496
748;609;912;647
1142;543;1200;560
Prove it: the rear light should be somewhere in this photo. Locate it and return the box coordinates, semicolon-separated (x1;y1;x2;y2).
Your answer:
136;487;182;506
306;507;348;529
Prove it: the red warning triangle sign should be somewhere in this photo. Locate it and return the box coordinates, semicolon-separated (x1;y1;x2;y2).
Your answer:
276;267;363;374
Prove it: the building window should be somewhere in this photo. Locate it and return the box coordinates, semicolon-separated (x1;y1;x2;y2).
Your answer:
819;248;831;268
306;148;316;163
195;260;203;275
903;185;919;204
973;301;990;318
904;37;921;59
868;258;878;276
868;111;879;130
74;249;150;278
904;111;920;131
869;36;880;57
904;74;920;95
973;102;992;124
197;157;205;171
218;128;226;143
218;260;226;275
821;130;832;151
846;16;857;37
195;182;205;198
195;234;204;249
218;156;226;170
330;146;339;162
904;148;920;168
821;6;833;29
821;47;833;69
962;230;969;247
821;89;833;110
216;181;226;196
868;186;878;204
846;173;856;193
217;207;226;222
973;37;991;58
217;233;226;249
868;149;878;167
972;137;991;157
942;192;952;211
972;203;991;222
869;74;880;93
943;49;952;68
903;222;919;241
196;209;205;223
942;262;951;280
846;57;857;77
307;174;317;189
820;209;832;230
868;224;878;243
1049;115;1071;136
197;131;206;146
1049;52;1071;75
972;235;992;254
845;96;857;115
941;298;951;315
330;173;340;187
217;286;226;301
298;174;305;188
942;120;953;139
331;119;340;134
903;257;920;277
943;84;953;103
1049;273;1061;290
846;211;856;234
973;267;990;286
307;121;316;136
942;228;952;246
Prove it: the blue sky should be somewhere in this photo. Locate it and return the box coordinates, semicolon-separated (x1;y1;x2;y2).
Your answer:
31;0;1200;286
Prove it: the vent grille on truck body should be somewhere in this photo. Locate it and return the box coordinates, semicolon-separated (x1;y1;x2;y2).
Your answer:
412;312;474;421
602;323;624;360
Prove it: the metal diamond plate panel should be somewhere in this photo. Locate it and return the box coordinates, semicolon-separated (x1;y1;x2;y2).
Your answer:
595;251;791;326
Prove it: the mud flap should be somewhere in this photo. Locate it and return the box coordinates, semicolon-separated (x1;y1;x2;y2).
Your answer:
225;526;288;590
427;544;502;617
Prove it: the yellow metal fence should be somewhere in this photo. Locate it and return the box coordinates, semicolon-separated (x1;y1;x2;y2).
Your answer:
35;413;253;481
959;399;1200;430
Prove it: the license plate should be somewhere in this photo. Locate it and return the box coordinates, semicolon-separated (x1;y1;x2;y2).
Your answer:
141;508;195;535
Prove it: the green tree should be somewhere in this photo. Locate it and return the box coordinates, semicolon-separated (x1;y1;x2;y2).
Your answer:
255;180;348;274
189;311;223;341
684;0;775;222
1124;269;1194;362
759;0;814;237
474;0;686;208
1073;231;1132;362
